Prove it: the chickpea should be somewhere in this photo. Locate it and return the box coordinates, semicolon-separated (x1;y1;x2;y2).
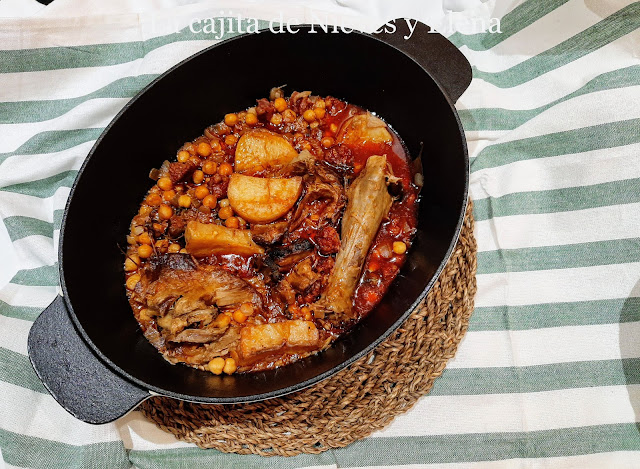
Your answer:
194;185;209;199
146;193;162;207
163;190;176;202
178;195;191;208
225;217;240;229
197;141;212;157
218;206;234;220
157;177;173;191
224;113;238;126
303;109;316;122
139;205;152;217
137;232;152;245
224;134;238;146
154;239;168;253
315;99;326;109
158;204;173;220
126;274;141;290
218;198;230;208
321;136;335;148
240;303;254;316
274;97;288;112
300;306;312;321
314;107;326;119
233;310;247;323
210;139;222;152
270;113;283;125
179;248;188;253
310;121;319;129
203;194;217;209
208;357;225;375
218;163;233;176
215;314;231;328
393;241;407;255
330;123;338;133
245;113;258;125
282;109;297;123
189;156;201;167
192;170;205;184
124;256;139;272
168;243;181;253
203;160;217;175
177;150;190;162
137;244;153;259
223;358;237;374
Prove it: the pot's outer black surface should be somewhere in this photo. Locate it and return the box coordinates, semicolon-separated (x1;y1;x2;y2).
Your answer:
28;20;471;424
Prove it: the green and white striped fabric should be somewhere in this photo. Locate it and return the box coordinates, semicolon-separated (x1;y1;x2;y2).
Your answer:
1;0;639;467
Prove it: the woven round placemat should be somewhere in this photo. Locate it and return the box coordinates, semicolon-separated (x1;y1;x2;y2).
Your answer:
140;199;477;456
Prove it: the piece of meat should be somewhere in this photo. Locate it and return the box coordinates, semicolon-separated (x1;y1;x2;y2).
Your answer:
250;221;289;245
208;175;229;198
168;161;196;183
270;239;314;260
274;279;297;305
238;320;320;364
183;309;216;325
164;327;241;365
168;216;186;238
289;163;345;231
255;98;275;119
324;144;353;170
134;253;262;364
286;257;320;291
276;250;313;271
168;325;228;344
313;155;393;319
137;254;260;313
315;225;340;255
142;253;196;283
270;239;314;271
173;296;207;316
206;327;240;355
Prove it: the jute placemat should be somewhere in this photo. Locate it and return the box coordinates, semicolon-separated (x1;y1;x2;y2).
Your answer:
140;199;477;456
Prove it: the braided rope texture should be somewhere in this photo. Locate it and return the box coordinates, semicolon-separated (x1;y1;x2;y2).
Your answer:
140;199;477;456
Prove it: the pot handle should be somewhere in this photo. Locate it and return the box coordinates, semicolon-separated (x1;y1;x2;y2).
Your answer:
28;295;150;424
373;19;472;103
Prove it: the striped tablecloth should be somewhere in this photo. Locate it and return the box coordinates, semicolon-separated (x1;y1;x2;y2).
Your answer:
1;1;639;467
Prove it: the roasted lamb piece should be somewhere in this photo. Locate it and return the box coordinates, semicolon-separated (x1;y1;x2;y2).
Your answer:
314;155;394;320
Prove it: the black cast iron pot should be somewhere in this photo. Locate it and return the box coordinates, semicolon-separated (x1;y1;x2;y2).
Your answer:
27;19;471;424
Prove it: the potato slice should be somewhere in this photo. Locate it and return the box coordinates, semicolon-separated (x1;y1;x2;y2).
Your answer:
227;173;302;224
234;128;298;174
239;320;320;360
185;221;264;257
337;112;392;146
